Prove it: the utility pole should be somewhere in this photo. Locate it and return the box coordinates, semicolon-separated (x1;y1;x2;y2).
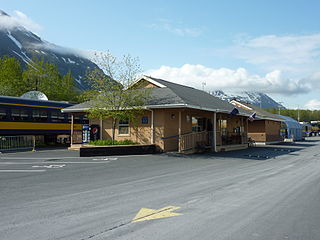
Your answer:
202;82;206;92
278;102;283;115
297;105;300;122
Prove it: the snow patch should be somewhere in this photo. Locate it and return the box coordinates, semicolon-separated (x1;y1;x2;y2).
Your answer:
7;31;22;49
67;58;76;64
12;50;29;64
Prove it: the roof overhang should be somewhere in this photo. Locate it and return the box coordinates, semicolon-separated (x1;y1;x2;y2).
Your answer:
61;103;251;117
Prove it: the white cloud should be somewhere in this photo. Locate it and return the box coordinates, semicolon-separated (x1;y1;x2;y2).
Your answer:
148;19;202;37
146;64;311;95
0;10;42;32
305;99;320;110
221;34;320;75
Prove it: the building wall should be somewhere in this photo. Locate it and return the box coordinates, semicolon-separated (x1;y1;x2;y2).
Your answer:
248;120;266;142
89;111;153;145
89;108;248;152
265;120;282;142
248;120;281;142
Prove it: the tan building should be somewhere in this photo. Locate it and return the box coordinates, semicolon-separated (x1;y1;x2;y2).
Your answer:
230;100;284;144
63;76;254;153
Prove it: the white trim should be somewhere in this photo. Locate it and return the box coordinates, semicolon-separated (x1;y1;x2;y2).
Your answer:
134;75;167;88
230;100;253;111
61;108;90;113
62;103;252;117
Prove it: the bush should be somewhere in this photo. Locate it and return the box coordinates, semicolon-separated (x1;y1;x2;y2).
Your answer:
89;139;138;146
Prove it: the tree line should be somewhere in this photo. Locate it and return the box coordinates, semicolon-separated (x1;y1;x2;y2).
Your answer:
0;56;79;101
265;108;320;122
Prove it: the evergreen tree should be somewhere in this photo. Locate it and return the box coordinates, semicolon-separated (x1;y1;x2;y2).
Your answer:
0;56;24;96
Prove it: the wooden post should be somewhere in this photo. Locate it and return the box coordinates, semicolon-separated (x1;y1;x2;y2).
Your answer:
246;117;249;144
151;110;154;144
213;112;217;152
70;114;74;146
178;111;182;152
100;118;103;140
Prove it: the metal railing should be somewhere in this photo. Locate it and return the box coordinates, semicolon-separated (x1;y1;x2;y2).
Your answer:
0;136;34;151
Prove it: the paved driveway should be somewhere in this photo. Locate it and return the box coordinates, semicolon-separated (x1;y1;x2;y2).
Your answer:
1;138;320;240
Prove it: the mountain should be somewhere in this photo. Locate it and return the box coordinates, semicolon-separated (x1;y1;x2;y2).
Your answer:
212;90;285;109
0;10;98;90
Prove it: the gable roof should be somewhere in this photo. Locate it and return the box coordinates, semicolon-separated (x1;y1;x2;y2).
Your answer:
230;100;284;121
62;76;253;116
142;76;253;116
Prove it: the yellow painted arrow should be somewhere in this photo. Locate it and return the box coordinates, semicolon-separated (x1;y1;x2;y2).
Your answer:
132;206;182;222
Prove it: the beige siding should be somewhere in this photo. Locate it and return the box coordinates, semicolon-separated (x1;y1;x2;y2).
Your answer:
248;120;281;143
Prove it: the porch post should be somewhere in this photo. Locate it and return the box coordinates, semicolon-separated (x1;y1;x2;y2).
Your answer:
213;112;217;152
100;118;103;140
70;114;74;146
241;117;244;144
151;110;154;144
178;111;182;153
246;117;249;144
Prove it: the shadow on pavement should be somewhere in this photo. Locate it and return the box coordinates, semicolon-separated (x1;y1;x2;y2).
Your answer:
164;140;318;161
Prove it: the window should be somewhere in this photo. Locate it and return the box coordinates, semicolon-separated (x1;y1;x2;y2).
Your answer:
0;108;7;120
32;110;48;122
219;119;227;136
20;110;29;121
119;119;129;135
192;117;206;132
11;109;29;121
40;111;48;122
32;110;41;121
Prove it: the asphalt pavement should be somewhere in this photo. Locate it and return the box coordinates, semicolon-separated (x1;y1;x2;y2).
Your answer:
1;137;320;240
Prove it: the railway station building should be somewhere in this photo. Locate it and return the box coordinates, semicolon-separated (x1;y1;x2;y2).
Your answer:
63;76;256;153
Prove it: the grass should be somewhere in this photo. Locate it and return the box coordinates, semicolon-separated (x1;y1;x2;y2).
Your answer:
89;139;138;146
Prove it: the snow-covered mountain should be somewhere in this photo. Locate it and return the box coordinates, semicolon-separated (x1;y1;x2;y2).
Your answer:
0;10;98;90
212;90;285;109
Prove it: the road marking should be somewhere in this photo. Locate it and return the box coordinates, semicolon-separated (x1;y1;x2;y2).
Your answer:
0;157;78;160
132;206;182;223
32;164;66;169
0;162;111;165
92;157;118;161
0;169;46;173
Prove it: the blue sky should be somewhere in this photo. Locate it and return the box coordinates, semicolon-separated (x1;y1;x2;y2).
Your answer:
1;0;320;109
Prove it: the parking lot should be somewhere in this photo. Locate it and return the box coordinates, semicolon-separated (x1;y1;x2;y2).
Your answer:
1;138;320;240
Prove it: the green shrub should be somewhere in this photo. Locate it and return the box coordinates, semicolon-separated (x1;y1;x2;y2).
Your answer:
89;139;138;146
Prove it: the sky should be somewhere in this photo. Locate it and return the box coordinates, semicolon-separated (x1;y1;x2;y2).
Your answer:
1;0;320;109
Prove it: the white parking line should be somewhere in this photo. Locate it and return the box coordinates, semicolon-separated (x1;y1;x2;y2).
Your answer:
92;157;118;161
32;164;66;169
0;170;46;173
0;157;78;160
0;162;111;165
